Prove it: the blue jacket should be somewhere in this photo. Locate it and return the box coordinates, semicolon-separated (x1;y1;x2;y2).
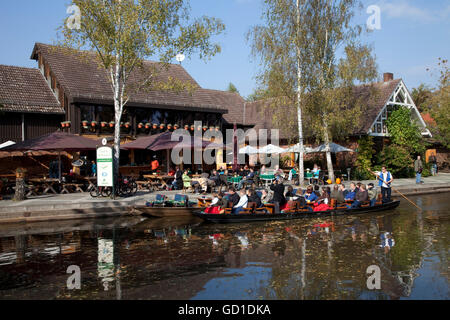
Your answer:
378;172;392;188
345;190;356;200
304;192;318;201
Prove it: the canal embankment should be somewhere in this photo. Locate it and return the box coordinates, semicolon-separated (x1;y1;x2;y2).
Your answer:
0;173;449;224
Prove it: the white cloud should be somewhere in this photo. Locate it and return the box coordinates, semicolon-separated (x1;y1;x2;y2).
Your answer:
375;0;449;23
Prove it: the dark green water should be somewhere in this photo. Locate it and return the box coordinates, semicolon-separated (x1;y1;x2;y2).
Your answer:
0;193;448;300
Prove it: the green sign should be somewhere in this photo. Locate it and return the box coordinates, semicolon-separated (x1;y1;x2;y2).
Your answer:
97;146;114;187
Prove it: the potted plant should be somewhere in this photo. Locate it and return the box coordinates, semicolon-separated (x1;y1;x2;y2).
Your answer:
160;124;166;130
91;121;98;128
109;121;115;128
82;120;89;127
138;122;144;129
125;122;131;129
190;125;195;131
101;121;108;128
215;126;220;132
61;121;66;128
203;126;208;132
167;124;173;130
65;121;71;128
184;125;189;131
152;123;158;130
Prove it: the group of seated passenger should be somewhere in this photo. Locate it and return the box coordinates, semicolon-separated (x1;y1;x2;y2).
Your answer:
330;182;379;208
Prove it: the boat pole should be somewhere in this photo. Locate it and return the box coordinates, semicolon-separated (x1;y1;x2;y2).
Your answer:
370;169;422;211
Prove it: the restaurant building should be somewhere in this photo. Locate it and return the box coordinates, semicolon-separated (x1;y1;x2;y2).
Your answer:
0;42;434;174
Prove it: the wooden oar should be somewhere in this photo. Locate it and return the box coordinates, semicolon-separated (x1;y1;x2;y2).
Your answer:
369;169;422;211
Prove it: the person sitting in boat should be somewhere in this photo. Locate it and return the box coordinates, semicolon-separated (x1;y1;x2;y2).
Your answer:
205;193;225;214
228;187;241;208
232;189;249;214
304;186;318;203
318;187;331;205
356;182;362;193
285;185;296;199
330;185;344;203
367;183;378;207
344;183;358;201
313;185;321;197
261;189;273;205
351;184;369;208
339;184;348;199
247;189;262;208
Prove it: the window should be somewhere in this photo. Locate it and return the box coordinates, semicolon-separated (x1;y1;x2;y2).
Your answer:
80;105;95;122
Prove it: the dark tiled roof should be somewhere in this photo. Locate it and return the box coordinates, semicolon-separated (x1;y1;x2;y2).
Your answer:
31;43;240;113
241;79;402;139
0;65;63;114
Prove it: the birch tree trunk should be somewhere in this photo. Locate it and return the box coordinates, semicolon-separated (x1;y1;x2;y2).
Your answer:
323;123;335;183
296;0;305;187
113;61;122;186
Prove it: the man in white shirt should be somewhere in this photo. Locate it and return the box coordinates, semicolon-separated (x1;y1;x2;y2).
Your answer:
371;166;394;203
232;189;248;214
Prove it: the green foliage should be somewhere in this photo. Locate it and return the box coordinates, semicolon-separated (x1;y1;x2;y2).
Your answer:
227;83;239;94
429;58;450;149
376;144;415;178
411;84;433;112
386;106;425;155
354;136;374;180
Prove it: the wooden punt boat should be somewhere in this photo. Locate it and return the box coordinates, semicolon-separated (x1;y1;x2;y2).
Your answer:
192;200;401;224
134;195;213;218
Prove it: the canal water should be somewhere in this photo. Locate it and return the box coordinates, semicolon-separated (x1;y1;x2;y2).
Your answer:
0;193;448;300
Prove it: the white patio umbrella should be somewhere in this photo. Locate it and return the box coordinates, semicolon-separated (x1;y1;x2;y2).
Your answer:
239;145;259;154
309;142;354;153
0;141;16;150
258;144;287;154
285;143;314;153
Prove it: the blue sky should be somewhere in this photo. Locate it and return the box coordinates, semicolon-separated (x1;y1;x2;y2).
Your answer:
0;0;448;98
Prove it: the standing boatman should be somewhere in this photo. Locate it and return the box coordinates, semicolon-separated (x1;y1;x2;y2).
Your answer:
370;166;394;203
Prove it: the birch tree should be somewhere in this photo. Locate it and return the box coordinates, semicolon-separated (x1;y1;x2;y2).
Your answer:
60;0;224;180
249;0;377;183
248;0;310;186
302;0;377;183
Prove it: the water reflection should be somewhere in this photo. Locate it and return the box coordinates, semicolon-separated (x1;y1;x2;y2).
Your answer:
0;193;448;300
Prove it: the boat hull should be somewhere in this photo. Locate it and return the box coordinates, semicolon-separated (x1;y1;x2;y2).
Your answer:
192;201;401;224
135;206;200;218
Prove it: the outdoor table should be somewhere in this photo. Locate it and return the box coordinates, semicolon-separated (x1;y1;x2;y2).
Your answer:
28;178;59;195
144;175;174;190
259;174;275;187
